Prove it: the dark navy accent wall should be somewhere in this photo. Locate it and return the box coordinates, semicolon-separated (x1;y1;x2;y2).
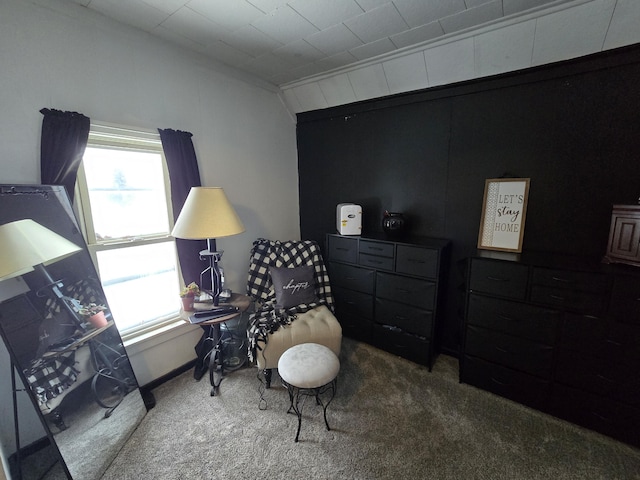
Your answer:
296;44;640;356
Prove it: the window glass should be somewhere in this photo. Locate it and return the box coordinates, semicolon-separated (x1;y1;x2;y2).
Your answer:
83;147;169;240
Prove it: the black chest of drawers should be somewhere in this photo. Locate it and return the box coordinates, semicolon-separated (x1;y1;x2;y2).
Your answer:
461;251;640;447
326;233;450;370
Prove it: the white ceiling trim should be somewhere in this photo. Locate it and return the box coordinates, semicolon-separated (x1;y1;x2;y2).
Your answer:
280;0;595;90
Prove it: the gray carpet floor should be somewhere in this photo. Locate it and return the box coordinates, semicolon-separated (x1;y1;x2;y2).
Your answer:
101;338;640;479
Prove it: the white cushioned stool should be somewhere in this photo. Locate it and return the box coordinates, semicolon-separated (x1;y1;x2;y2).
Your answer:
278;343;340;442
256;305;342;388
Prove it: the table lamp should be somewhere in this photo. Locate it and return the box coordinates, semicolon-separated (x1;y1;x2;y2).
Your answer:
171;187;245;305
0;218;85;326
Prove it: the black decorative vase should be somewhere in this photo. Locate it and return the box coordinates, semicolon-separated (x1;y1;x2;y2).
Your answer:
382;211;406;237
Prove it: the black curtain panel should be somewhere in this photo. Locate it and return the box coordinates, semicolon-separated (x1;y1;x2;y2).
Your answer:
158;128;205;286
39;108;90;203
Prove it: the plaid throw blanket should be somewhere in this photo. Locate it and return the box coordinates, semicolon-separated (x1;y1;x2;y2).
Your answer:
24;352;80;406
246;238;334;362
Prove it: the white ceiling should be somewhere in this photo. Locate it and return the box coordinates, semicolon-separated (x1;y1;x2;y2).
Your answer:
69;0;578;87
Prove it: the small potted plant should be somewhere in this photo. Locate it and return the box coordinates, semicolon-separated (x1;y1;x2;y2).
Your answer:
78;303;108;328
180;282;200;311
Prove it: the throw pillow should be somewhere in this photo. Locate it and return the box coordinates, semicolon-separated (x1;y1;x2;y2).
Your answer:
270;265;318;308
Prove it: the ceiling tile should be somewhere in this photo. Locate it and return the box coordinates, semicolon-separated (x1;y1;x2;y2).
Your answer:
315;51;359;70
306;24;363;56
161;7;229;45
354;0;391;11
251;5;319;44
344;3;409;43
291;82;329;111
289;0;364;30
383;51;428;94
393;0;466;29
424;38;475;87
272;39;326;66
348;63;390;100
221;25;282;57
187;0;265;29
474;20;535;77
318;73;357;106
140;0;187;15
245;0;289;14
439;0;503;34
532;0;614;66
350;37;397;60
390;21;444;49
280;87;303;113
603;0;640;50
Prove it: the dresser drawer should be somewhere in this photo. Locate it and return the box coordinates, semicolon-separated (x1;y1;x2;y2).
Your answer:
555;349;640;406
333;286;373;319
469;259;528;300
327;235;358;263
609;274;640;325
359;253;394;271
530;285;606;314
467;294;559;344
329;262;374;294
359;239;394;257
532;267;609;293
375;298;432;337
551;384;640;447
462;355;551;410
464;325;554;378
376;273;435;309
372;324;429;366
396;245;438;278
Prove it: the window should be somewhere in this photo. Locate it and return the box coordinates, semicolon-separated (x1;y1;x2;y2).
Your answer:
76;124;182;338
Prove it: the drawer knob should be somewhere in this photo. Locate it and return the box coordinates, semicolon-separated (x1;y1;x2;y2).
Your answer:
487;276;508;282
551;276;572;283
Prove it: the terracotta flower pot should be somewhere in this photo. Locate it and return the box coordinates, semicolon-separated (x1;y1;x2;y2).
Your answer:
88;311;108;329
182;296;195;311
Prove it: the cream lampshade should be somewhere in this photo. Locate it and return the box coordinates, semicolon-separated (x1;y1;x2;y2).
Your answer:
172;187;245;240
0;219;82;281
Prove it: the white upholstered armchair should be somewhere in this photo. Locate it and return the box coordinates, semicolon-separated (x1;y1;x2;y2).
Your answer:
246;238;342;388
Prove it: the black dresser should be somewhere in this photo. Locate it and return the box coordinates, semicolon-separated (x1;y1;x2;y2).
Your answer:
461;250;640;447
326;233;450;369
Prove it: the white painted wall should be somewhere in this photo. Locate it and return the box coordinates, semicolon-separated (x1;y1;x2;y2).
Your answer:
281;0;640;113
0;0;298;458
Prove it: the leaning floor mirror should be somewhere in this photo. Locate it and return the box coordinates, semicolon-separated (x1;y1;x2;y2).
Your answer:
0;185;147;479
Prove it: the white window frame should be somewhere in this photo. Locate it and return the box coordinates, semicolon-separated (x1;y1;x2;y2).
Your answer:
75;122;183;341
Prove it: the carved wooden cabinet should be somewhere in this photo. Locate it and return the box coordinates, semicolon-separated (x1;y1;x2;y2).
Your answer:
461;251;640;447
326;233;450;369
604;204;640;267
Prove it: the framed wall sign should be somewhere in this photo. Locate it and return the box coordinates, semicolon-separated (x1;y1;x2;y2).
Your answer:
477;178;530;252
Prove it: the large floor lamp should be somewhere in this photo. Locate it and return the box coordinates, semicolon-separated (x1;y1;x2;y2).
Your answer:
0;219;83;480
171;187;245;306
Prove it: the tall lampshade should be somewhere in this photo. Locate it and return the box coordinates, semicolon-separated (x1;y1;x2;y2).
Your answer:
0;219;82;281
172;187;245;240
